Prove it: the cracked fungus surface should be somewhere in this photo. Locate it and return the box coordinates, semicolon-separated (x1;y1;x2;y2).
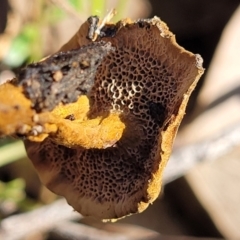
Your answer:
26;18;203;220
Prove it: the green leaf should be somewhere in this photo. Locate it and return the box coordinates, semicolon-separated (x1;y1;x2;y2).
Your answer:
68;0;83;11
91;0;106;18
0;179;25;202
3;24;42;67
3;36;30;67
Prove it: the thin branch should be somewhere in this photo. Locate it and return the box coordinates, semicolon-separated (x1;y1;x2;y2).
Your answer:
163;123;240;183
49;221;128;240
0;199;80;240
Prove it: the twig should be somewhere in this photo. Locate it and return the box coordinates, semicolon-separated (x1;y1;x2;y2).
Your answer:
163;123;240;183
0;199;81;240
49;221;128;240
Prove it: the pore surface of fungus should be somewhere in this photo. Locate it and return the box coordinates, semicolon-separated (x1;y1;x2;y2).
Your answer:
24;16;204;220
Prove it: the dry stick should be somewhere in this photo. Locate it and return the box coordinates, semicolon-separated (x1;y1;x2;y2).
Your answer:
164;123;240;183
0;199;80;240
0;199;128;240
49;221;128;240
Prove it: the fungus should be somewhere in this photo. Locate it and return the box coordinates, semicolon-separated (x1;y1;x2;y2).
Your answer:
24;16;204;220
0;15;204;220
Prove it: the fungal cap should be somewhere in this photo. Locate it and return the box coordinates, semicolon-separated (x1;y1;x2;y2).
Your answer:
25;16;204;220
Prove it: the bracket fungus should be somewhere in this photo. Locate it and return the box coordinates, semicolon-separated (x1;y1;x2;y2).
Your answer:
0;15;204;220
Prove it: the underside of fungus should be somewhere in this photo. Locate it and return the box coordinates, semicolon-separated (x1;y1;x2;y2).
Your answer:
0;15;204;220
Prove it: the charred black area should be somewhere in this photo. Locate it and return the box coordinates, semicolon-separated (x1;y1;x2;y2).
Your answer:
99;24;118;38
17;42;114;113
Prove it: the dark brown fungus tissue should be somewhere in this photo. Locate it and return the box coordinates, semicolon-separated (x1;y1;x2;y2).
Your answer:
23;15;204;221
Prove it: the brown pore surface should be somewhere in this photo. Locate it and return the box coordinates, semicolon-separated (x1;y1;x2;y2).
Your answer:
25;17;204;220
